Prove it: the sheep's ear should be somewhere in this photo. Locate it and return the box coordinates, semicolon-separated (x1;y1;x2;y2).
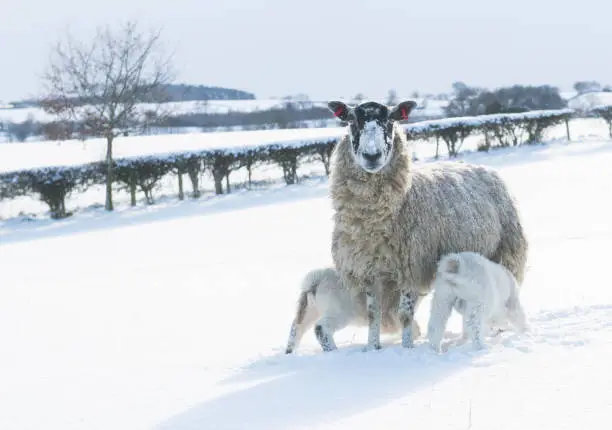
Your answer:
328;101;352;122
389;100;418;121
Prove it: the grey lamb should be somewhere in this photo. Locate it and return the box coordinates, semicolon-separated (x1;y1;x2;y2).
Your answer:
326;99;529;351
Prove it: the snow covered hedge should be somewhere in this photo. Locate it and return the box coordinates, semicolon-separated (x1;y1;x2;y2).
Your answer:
589;105;612;138
406;109;574;156
0;108;574;218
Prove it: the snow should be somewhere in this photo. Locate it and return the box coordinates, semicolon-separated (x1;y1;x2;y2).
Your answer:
1;132;612;430
0;99;289;124
0;91;583;128
0;127;346;174
0;98;443;126
567;91;612;111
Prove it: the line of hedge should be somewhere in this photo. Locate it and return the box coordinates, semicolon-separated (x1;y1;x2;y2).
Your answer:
0;108;579;219
406;108;574;157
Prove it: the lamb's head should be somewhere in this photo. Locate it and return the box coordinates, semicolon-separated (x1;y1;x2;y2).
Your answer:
328;99;417;173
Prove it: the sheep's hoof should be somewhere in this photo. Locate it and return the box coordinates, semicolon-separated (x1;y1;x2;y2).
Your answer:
362;343;381;352
471;341;486;351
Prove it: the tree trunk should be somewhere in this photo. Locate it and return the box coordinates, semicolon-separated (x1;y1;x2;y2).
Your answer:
105;136;114;211
225;172;231;194
565;118;571;142
145;188;154;205
177;171;184;200
435;136;440;159
318;148;331;176
129;170;137;206
213;169;224;195
608;121;612;139
187;168;200;198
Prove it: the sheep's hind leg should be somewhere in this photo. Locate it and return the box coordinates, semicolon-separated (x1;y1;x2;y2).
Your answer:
399;289;420;348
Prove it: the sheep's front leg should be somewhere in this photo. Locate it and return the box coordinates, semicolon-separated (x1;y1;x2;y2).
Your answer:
399;289;420;348
365;288;382;351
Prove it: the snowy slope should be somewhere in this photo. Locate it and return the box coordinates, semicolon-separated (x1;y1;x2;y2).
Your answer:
567;91;612;111
0;99;287;124
0;126;347;174
1;138;611;430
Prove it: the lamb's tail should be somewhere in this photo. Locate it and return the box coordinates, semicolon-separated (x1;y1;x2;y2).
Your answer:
438;271;476;302
285;268;332;354
435;254;473;301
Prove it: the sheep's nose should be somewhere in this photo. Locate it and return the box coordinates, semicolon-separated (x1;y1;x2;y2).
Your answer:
363;151;382;162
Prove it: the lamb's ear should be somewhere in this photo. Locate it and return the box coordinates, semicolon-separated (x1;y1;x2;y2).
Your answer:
328;101;352;122
389;100;418;121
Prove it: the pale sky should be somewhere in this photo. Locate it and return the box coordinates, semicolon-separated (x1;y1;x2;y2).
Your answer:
1;0;611;102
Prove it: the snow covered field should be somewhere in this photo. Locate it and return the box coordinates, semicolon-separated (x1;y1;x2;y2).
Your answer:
1;132;612;429
0;97;448;127
0;99;288;124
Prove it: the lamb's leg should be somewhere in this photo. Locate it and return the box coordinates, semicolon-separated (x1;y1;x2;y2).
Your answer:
465;302;486;350
285;322;300;354
506;284;529;334
506;301;528;334
427;290;456;353
365;288;382;351
314;314;351;352
399;289;420;348
285;297;319;354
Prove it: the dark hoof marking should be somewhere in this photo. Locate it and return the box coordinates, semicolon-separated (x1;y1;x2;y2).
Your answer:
315;324;334;352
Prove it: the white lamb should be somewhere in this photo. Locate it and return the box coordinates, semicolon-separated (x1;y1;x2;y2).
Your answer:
427;251;528;352
285;267;421;354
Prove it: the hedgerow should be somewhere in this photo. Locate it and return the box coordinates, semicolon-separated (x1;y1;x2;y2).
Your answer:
0;108;576;218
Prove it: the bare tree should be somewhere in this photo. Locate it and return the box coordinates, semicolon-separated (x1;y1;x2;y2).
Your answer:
386;89;398;106
592;106;612;138
573;81;601;95
41;21;175;211
352;93;365;104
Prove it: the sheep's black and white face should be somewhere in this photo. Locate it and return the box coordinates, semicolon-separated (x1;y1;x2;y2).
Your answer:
328;100;417;173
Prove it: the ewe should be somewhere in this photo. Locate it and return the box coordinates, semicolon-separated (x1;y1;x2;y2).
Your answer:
327;100;528;351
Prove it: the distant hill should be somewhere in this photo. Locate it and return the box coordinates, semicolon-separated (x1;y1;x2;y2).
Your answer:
5;83;256;107
164;84;256;101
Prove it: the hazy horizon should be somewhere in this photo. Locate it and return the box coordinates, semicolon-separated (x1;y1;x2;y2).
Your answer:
2;0;611;102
